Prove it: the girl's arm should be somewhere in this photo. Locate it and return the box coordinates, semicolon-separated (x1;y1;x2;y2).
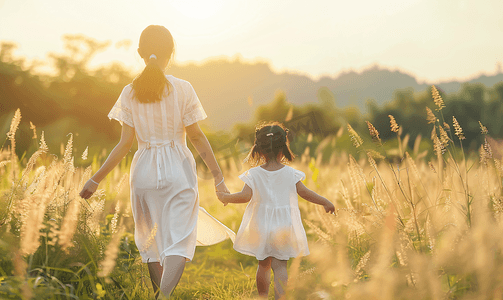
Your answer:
79;123;135;199
185;122;229;193
216;184;252;205
296;181;335;213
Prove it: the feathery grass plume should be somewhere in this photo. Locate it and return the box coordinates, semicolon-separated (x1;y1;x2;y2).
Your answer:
426;107;436;124
431;85;445;111
98;225;125;278
347;124;363;148
452;116;465;140
140;223;158;252
340;181;354;210
21;137;49;186
7;108;21;144
58;198;81;252
389;115;399;133
479;121;488;135
82;146;88;160
366;151;378;169
20;195;48;255
7;109;21;181
479;144;488;166
304;219;334;245
110;200;121;234
366;121;381;145
115;173;129;194
431;128;444;156
484;139;493;160
355;250;371;278
63;133;73;171
39;131;48;152
438;126;450;148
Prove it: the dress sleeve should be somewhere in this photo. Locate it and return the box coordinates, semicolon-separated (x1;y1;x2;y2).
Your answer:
238;170;254;190
108;85;134;127
293;169;306;183
182;82;207;126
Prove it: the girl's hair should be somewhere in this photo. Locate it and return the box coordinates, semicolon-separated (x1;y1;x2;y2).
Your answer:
132;25;175;103
245;122;295;166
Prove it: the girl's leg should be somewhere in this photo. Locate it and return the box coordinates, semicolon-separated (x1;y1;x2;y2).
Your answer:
147;261;163;299
257;257;272;298
271;258;288;300
159;255;186;298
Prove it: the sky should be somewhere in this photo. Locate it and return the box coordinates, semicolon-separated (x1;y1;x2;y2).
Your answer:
0;0;502;83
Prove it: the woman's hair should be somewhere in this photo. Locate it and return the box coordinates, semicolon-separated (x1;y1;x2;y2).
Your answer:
244;121;295;166
132;25;175;103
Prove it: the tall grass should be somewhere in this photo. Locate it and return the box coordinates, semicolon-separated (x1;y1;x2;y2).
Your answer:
1;85;503;299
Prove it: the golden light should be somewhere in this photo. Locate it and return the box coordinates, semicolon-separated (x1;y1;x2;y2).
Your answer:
169;0;225;20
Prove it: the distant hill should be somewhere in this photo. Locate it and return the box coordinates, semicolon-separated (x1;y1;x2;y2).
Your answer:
168;58;503;130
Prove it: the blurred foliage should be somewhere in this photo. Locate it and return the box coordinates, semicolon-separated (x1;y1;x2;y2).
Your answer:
2;35;503;164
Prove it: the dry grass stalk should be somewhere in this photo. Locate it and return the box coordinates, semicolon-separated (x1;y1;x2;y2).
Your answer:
98;225;125;278
110;200;121;234
63;134;74;171
388;115;399;133
431;85;445;111
58;197;81;252
366;121;381;145
347;124;363;148
20;195;48;255
81;146;88;160
452;116;465;140
426;107;436;124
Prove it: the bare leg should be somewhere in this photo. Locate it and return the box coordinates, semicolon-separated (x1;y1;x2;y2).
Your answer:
159;255;186;298
271;258;288;300
257;257;272;298
148;261;163;299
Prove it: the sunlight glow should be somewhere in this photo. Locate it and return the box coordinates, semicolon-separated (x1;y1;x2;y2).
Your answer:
168;0;225;20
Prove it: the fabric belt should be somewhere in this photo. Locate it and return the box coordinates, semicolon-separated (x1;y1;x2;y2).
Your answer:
139;140;182;189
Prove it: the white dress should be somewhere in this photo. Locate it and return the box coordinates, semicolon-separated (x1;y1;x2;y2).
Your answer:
234;165;309;261
108;75;235;264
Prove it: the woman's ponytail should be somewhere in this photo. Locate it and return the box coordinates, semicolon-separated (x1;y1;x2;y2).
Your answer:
132;54;169;103
132;25;175;103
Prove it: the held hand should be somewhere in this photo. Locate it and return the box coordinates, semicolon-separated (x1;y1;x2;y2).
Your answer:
79;179;98;200
216;191;229;206
215;181;229;206
215;181;229;194
323;201;335;214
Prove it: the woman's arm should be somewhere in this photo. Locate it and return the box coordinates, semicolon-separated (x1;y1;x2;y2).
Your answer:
296;181;335;213
216;184;252;204
79;124;135;199
185;122;229;193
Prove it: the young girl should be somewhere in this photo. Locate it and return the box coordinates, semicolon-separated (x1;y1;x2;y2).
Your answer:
216;122;335;299
79;25;233;299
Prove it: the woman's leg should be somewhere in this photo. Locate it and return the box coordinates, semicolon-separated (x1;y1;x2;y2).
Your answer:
257;257;272;298
271;258;288;300
159;255;186;298
147;261;163;299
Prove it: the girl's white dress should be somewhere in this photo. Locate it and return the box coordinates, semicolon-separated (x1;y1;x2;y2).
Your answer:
234;165;309;260
108;75;235;264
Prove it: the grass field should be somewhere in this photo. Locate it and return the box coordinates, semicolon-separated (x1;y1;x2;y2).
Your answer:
2;89;503;299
